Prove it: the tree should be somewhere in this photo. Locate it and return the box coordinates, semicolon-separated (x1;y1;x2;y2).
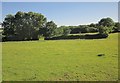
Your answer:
44;21;57;38
87;27;98;33
98;17;115;33
57;26;71;36
89;23;96;27
3;11;47;41
63;28;71;36
2;14;15;36
53;28;63;37
98;26;109;35
98;17;114;27
113;22;120;32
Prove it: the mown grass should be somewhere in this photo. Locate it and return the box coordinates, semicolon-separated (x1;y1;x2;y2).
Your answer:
2;33;118;81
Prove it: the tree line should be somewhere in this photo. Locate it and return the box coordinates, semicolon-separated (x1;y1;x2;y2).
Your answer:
2;11;120;41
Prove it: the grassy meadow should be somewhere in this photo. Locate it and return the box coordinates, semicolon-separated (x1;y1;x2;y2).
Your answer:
2;33;118;81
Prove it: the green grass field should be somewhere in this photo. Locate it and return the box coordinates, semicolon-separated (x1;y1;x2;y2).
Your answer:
2;33;118;81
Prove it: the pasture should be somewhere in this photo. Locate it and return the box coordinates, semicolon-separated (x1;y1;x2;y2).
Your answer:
2;33;118;81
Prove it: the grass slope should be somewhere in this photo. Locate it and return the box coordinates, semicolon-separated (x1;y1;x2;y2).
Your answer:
2;33;118;81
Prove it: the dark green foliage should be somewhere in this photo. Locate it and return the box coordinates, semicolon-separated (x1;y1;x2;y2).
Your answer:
43;21;57;38
55;27;64;36
98;17;115;34
89;23;97;27
87;27;98;33
39;27;47;37
55;26;71;36
2;11;118;41
98;17;114;27
98;26;109;35
84;34;108;39
44;34;108;40
63;28;71;36
70;25;98;34
3;11;47;41
45;35;81;40
2;14;15;36
113;22;120;32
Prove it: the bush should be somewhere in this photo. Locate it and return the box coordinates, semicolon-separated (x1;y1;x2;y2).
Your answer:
44;33;108;40
2;35;39;42
45;35;80;40
84;34;108;39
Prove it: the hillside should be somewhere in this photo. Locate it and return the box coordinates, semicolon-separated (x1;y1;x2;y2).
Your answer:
2;33;118;81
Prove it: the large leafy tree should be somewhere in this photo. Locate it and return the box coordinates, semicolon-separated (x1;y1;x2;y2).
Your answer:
98;17;115;34
98;17;114;27
3;11;47;40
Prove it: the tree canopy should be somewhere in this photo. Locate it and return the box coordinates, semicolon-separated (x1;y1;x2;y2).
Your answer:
3;11;47;40
98;17;115;34
44;21;57;38
98;17;114;27
2;11;119;41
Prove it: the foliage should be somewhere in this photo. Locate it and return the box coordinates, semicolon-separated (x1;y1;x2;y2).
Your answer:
45;33;108;40
43;21;57;38
70;25;98;34
113;22;120;32
98;17;115;34
98;26;109;35
2;14;15;36
89;23;97;27
2;11;119;41
3;11;47;40
62;28;71;36
98;17;114;27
